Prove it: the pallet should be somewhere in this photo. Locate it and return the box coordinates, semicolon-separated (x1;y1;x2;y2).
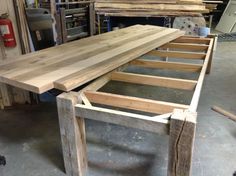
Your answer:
57;35;216;176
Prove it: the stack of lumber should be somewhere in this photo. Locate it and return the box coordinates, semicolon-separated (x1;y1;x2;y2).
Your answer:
203;0;222;12
95;0;209;17
0;25;184;94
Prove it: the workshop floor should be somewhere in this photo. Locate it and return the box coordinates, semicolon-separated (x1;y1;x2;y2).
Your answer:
0;41;236;176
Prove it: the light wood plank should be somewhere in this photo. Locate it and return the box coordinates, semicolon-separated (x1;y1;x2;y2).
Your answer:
98;11;202;17
84;91;189;114
0;27;183;93
22;29;179;89
95;3;207;11
75;104;170;135
0;25;184;93
160;43;208;52
190;39;214;111
173;37;210;44
131;59;202;72
111;72;197;90
146;50;206;60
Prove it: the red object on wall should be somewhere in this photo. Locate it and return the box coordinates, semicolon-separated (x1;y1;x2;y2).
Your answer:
0;18;17;47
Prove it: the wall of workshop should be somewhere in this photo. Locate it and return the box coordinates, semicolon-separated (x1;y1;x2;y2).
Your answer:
0;0;22;61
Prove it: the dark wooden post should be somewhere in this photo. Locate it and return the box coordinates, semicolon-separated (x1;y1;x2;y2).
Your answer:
57;92;87;176
168;109;197;176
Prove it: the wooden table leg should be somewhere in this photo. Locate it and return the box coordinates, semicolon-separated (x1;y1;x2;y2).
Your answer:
57;92;87;176
168;109;197;176
0;83;12;109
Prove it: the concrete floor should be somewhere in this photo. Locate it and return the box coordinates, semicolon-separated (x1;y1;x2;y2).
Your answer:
0;41;236;176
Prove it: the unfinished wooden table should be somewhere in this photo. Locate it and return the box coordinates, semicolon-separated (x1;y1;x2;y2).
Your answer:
57;35;216;176
0;25;183;108
0;25;183;93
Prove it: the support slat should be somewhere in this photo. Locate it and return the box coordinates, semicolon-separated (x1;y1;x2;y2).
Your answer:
173;37;210;44
190;39;214;111
75;104;170;135
146;50;206;60
84;91;189;114
160;43;208;52
111;72;197;90
131;59;202;72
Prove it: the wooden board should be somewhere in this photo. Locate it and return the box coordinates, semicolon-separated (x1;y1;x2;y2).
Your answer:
56;35;216;176
95;0;208;16
0;25;184;94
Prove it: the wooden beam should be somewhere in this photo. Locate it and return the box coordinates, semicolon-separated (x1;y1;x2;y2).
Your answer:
206;35;217;74
0;83;12;108
75;104;170;135
173;37;210;45
190;39;214;111
168;109;197;176
53;29;184;92
84;91;189;114
160;43;208;52
146;50;206;60
80;93;92;106
56;92;87;176
131;59;202;72
111;72;197;90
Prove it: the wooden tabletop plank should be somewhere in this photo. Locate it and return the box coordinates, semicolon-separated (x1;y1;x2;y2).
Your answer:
54;30;184;92
4;27;164;80
0;25;184;93
0;25;158;75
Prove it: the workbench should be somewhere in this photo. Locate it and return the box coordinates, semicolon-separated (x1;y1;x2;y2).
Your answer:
0;25;216;176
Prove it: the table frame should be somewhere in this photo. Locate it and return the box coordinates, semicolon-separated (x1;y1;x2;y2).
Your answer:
57;35;217;176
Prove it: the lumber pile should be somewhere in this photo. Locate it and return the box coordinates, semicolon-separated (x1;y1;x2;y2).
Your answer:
203;0;222;12
95;0;209;17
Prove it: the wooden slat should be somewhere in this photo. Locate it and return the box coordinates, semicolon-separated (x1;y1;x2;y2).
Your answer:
190;39;214;111
160;43;208;52
173;37;211;44
0;25;151;66
0;25;161;76
95;3;207;11
56;92;87;176
84;91;189;114
98;11;202;17
75;104;170;135
111;72;197;90
146;50;206;60
131;59;202;72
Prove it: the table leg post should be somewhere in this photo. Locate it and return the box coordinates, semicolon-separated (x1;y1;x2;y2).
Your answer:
168;109;197;176
0;83;12;109
57;92;87;176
